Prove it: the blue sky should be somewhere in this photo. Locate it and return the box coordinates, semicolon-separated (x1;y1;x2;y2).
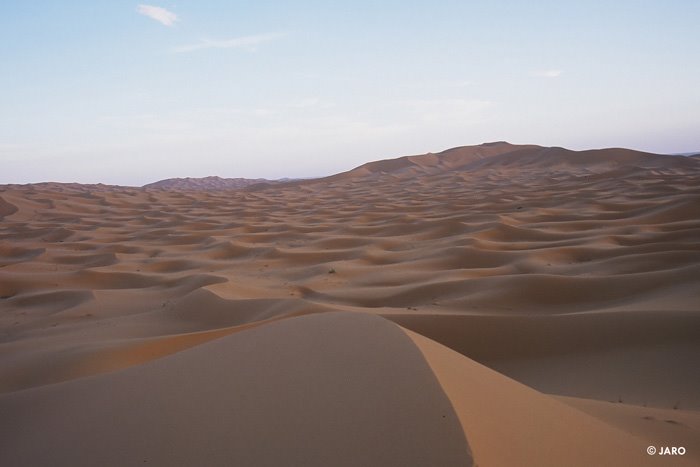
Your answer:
2;1;699;185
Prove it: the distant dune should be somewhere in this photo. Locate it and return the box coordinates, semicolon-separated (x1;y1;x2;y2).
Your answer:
1;142;699;466
327;141;697;179
143;175;280;190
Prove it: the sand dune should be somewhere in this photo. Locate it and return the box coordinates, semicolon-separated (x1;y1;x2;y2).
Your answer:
143;176;279;190
1;142;699;465
1;313;474;467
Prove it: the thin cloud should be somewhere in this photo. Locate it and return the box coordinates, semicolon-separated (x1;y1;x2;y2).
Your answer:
531;69;563;78
137;4;178;26
174;33;284;53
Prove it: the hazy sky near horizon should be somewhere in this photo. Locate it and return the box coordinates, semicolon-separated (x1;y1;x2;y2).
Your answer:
2;1;699;185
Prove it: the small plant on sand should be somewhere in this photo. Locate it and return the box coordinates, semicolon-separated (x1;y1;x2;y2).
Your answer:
328;267;336;274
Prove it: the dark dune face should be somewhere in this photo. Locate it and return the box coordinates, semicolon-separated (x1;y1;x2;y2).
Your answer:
0;312;474;467
0;196;18;217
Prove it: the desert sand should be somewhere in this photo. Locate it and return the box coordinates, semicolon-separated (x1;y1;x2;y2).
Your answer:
1;142;699;466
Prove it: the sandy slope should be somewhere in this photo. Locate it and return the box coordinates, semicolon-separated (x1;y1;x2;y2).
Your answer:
1;143;699;465
0;313;473;467
406;328;697;466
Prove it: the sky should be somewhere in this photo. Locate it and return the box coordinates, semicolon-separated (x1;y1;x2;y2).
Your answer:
1;1;699;185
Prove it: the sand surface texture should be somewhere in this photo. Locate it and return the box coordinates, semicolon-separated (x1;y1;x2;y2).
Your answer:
1;142;699;465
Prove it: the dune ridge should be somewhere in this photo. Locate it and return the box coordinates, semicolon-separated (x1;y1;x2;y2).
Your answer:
143;175;281;190
1;142;699;465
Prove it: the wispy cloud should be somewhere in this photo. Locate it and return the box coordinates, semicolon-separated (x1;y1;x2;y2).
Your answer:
137;4;178;27
531;69;563;78
174;33;284;53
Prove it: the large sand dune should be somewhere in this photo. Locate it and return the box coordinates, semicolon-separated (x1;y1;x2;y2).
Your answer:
1;142;699;465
